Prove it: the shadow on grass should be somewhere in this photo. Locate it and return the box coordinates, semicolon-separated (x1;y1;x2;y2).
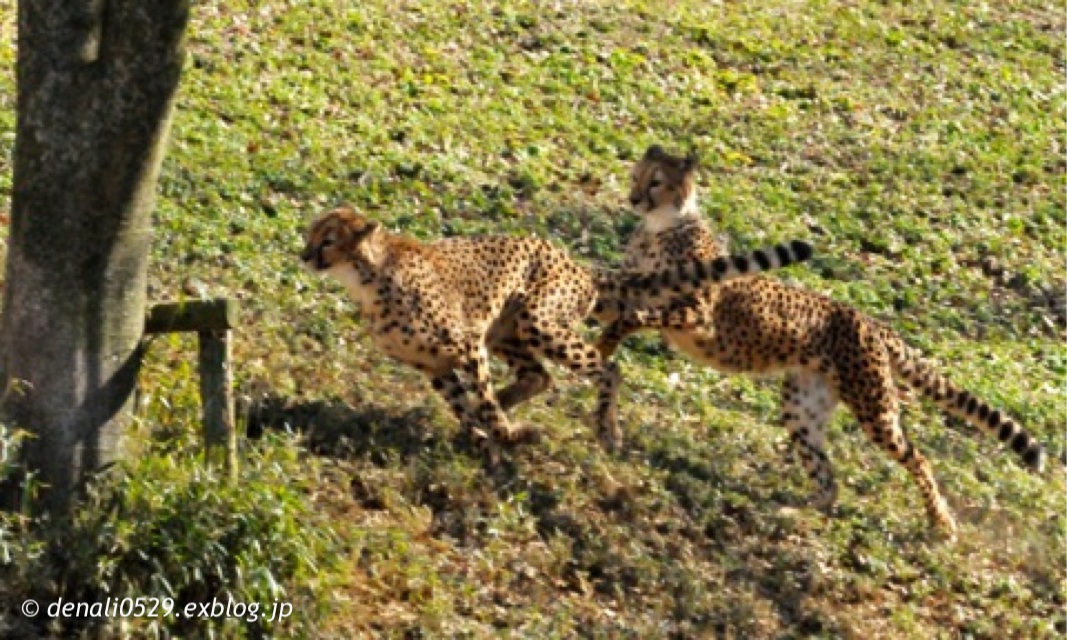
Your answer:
624;435;851;636
244;393;530;477
245;393;455;462
245;392;849;635
244;392;547;543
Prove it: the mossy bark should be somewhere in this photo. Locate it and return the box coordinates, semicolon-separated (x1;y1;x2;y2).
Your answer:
1;0;190;515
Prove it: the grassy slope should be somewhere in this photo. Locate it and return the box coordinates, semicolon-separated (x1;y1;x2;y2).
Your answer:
1;0;1065;637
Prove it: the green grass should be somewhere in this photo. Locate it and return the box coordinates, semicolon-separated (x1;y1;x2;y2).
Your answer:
0;0;1064;637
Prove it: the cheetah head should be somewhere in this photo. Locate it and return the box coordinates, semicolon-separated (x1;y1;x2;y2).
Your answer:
300;204;383;272
628;145;699;216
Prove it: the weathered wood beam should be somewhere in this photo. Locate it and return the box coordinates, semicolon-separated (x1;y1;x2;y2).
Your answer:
145;299;239;334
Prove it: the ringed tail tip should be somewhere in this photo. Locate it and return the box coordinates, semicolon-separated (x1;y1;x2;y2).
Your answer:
792;240;814;263
1022;445;1046;473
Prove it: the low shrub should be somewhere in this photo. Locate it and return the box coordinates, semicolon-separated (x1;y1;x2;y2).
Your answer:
1;432;345;639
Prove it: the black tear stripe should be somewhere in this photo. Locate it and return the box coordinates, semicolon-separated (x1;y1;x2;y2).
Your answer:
775;244;792;266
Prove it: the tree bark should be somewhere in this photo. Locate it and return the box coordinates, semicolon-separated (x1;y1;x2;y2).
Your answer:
2;0;190;515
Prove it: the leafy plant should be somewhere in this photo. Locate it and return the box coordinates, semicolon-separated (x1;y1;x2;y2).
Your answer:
2;434;345;639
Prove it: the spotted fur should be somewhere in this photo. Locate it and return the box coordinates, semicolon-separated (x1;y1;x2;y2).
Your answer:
301;204;813;454
598;146;1047;535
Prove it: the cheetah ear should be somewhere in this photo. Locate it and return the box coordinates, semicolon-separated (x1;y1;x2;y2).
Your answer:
354;222;387;266
683;151;700;172
644;145;666;160
353;221;380;241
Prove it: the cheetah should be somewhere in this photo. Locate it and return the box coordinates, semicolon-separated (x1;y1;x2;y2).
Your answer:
597;145;1047;535
300;204;813;456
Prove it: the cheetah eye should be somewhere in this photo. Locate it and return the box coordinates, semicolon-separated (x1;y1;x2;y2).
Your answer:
649;178;662;188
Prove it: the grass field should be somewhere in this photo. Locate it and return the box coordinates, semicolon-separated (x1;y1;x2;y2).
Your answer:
0;0;1064;637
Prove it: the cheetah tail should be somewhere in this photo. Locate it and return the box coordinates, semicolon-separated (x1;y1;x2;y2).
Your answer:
615;239;814;296
881;326;1046;472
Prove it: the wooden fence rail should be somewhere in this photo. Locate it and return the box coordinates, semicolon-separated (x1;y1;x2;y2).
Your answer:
145;298;238;478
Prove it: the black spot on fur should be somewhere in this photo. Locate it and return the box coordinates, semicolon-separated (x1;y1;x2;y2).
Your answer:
1023;447;1042;468
977;404;989;421
732;256;750;273
998;422;1014;441
965;397;978;414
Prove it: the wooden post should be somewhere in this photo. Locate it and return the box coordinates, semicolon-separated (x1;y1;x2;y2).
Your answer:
198;330;237;478
145;299;239;479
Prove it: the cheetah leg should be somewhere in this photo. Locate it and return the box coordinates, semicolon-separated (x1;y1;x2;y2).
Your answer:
595;359;622;450
430;370;486;441
461;342;539;448
850;384;957;536
781;371;839;511
627;303;707;331
491;344;553;413
597;303;706;358
596;317;639;359
519;320;622;449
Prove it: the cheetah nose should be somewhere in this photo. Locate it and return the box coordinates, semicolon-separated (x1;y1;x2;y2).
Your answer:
299;247;314;263
629;195;642;207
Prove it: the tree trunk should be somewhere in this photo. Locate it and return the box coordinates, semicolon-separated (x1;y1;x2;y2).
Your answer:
1;0;190;515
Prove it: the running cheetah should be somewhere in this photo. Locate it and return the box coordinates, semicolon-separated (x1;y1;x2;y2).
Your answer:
301;204;813;455
597;145;1047;535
